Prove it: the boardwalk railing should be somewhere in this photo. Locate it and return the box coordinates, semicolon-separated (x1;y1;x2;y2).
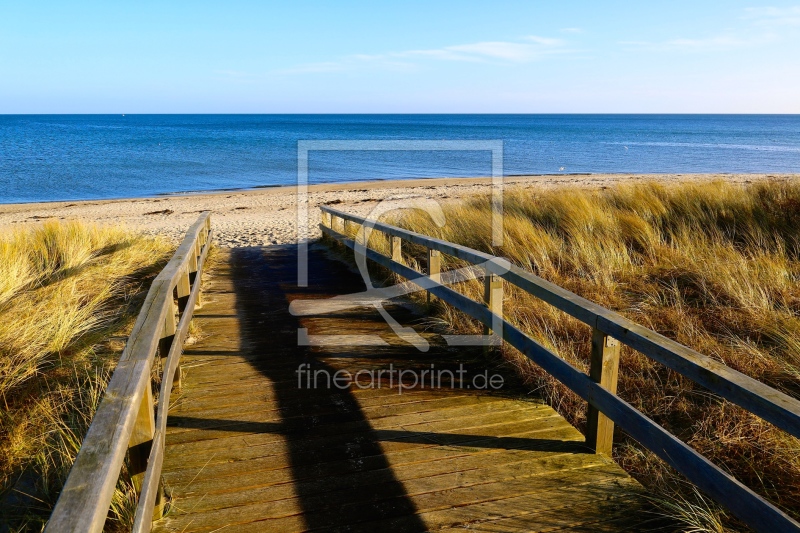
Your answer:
46;213;213;533
319;204;800;533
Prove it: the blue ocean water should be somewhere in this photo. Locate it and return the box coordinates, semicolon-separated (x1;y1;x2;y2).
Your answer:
1;114;799;204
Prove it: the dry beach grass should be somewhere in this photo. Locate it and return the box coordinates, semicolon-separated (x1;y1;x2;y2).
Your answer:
377;179;800;531
0;221;173;531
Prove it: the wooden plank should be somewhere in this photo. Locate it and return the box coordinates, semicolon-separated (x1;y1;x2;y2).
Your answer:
168;390;506;421
163;400;539;445
586;328;621;456
433;492;643;533
161;413;573;486
156;458;623;533
162;417;575;491
357;478;642;533
162;426;581;503
167;450;618;520
161;406;565;465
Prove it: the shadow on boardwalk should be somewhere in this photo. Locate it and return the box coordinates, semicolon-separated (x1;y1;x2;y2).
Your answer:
155;244;649;532
227;244;428;530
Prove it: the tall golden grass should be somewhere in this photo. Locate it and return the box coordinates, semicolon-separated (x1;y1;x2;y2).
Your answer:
381;180;800;532
0;221;172;531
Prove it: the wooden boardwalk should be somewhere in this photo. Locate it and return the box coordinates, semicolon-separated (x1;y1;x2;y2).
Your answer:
153;245;644;533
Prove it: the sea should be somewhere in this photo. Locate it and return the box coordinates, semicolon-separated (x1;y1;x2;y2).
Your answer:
1;114;799;204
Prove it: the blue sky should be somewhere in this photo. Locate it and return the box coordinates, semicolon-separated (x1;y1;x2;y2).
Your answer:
1;1;799;113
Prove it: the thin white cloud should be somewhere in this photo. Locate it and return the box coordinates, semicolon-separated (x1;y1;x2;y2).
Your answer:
279;35;567;74
560;27;583;34
664;34;758;49
437;37;563;61
619;35;748;52
743;6;800;27
620;32;774;51
620;6;798;52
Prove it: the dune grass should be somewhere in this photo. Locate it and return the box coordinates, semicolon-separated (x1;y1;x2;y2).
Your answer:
0;221;173;531
364;179;800;532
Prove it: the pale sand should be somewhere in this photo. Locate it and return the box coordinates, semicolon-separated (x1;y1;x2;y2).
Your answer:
0;173;795;246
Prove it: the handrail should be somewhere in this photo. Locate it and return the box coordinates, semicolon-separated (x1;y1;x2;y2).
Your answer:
46;213;213;533
319;204;800;533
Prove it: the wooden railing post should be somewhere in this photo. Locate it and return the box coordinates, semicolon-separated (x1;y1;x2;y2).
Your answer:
391;236;402;264
129;386;163;523
322;210;332;229
152;477;165;521
176;268;191;314
332;215;344;234
188;242;199;282
128;386;155;492
427;249;440;307
483;270;503;354
160;299;179;388
586;328;621;456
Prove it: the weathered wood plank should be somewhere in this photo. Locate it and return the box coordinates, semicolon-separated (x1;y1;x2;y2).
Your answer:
158;459;630;533
161;418;575;488
160;410;571;467
162;401;539;445
168;455;622;520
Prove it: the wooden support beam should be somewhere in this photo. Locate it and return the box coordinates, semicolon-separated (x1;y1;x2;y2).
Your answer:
176;269;191;314
332;215;344;234
391;236;402;264
586;328;621;456
160;299;179;388
427;249;441;307
188;241;199;276
128;385;155;492
483;271;503;354
194;240;204;308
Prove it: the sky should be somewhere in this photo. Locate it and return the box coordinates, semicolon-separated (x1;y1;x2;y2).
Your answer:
1;1;799;113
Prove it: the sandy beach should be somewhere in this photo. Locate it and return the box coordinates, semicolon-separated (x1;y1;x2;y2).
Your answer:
0;173;795;246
